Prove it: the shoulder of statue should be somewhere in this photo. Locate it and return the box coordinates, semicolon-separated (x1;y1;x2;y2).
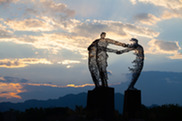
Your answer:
93;39;100;44
105;38;112;41
138;44;144;49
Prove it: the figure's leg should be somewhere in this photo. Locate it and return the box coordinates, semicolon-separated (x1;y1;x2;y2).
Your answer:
128;79;137;90
97;54;108;87
128;61;143;90
89;58;100;87
90;72;100;87
128;72;140;90
100;67;108;87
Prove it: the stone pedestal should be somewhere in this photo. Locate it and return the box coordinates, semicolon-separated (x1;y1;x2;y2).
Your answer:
87;87;114;120
123;89;141;119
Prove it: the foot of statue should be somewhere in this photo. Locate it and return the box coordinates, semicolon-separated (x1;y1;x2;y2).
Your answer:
127;87;138;90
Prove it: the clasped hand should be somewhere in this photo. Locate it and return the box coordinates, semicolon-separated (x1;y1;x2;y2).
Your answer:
116;50;124;54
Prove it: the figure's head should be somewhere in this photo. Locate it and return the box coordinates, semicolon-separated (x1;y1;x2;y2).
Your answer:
130;38;138;44
100;32;106;39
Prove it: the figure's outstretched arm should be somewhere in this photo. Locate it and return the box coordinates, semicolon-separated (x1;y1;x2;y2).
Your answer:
106;48;118;53
99;47;118;53
116;48;134;54
106;38;127;47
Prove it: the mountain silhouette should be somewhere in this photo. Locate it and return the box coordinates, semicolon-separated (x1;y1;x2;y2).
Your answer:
1;71;181;112
0;92;124;113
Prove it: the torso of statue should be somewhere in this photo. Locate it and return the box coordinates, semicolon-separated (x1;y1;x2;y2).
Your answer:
135;45;144;60
98;39;108;47
97;39;109;59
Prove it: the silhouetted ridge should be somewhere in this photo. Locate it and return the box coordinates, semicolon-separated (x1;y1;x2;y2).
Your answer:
0;92;124;113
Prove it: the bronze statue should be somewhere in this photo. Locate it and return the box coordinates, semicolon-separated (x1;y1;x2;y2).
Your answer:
88;32;126;87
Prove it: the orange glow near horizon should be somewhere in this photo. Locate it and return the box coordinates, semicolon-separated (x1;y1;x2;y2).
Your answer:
25;83;94;88
0;92;22;99
0;81;123;100
0;82;25;99
66;83;94;88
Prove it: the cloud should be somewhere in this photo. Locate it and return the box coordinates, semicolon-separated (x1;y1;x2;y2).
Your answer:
24;33;89;56
0;58;82;68
0;77;6;81
0;76;28;83
0;29;13;38
161;10;182;19
0;0;160;61
0;75;94;99
58;60;81;68
0;18;159;61
5;18;55;32
123;23;159;38
146;39;182;59
65;83;94;88
130;0;137;4
134;11;182;25
0;22;13;38
134;13;161;25
0;19;159;61
26;83;94;88
0;0;19;5
155;40;180;51
131;0;182;25
169;53;182;59
59;60;81;65
73;20;159;39
0;82;25;99
1;0;75;32
0;80;93;99
0;76;29;99
130;0;182;10
21;0;75;28
29;0;75;18
0;58;52;68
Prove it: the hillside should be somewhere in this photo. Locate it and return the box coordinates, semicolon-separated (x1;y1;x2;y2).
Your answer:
0;93;124;113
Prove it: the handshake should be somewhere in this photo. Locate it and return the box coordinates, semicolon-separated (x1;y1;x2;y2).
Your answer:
116;50;125;55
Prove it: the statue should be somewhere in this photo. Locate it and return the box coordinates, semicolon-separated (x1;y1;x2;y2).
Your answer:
87;35;144;120
87;35;144;119
117;38;144;90
88;32;126;87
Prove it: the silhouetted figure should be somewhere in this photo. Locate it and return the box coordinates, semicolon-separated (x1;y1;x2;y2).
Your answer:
117;38;144;90
88;32;126;87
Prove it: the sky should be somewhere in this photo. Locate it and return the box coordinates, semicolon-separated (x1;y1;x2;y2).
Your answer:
0;0;182;103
